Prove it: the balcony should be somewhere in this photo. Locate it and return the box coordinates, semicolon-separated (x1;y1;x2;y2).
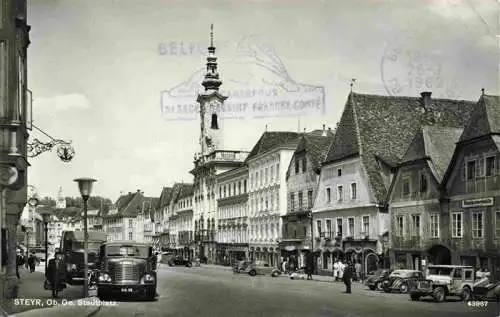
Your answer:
465;175;500;194
193;150;249;168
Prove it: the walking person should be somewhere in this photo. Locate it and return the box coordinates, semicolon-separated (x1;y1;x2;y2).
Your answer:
46;250;66;298
16;250;26;279
306;252;314;280
355;261;362;282
156;252;162;269
27;252;36;273
343;261;354;294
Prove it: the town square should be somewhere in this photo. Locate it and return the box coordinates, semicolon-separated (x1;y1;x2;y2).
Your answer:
0;0;499;317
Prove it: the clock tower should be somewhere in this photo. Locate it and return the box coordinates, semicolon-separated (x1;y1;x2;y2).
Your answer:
196;24;227;156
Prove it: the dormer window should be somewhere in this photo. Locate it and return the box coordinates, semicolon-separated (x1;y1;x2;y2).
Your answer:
211;113;219;129
337;169;342;177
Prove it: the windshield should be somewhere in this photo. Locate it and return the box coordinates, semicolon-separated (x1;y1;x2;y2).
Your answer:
390;271;412;278
428;267;453;276
72;241;102;251
105;245;150;257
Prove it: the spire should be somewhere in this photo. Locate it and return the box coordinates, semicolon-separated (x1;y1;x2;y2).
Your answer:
201;24;222;91
481;88;485;96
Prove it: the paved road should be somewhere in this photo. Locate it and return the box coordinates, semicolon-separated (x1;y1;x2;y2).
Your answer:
82;265;498;317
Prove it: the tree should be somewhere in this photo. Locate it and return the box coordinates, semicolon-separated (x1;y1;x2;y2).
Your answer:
38;196;56;207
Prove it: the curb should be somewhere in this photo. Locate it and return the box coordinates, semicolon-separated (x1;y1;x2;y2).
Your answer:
10;296;102;317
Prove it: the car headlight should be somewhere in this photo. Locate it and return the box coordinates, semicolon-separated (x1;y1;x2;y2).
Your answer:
98;273;112;283
140;274;155;284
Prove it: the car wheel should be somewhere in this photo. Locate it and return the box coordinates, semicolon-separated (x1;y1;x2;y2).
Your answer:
249;270;256;276
383;288;391;293
376;282;383;291
400;283;409;294
144;288;156;301
433;287;446;303
368;286;376;291
461;286;472;301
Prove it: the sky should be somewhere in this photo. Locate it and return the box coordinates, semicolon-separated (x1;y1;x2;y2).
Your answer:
26;0;499;201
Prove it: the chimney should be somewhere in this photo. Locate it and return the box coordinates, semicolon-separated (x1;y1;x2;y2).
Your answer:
420;91;432;109
321;124;327;137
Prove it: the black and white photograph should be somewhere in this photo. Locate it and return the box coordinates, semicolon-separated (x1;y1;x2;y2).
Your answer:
0;0;499;316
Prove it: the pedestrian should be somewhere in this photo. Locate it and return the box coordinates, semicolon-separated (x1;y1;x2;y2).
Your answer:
46;250;66;298
338;259;345;281
156;252;162;269
28;252;36;273
343;261;354;294
306;252;314;280
355;261;362;282
281;258;287;274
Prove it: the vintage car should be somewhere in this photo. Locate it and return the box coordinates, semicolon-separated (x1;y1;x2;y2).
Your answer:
167;255;192;267
96;241;157;300
365;269;392;291
411;265;480;302
233;260;252;274
244;261;281;277
381;269;424;293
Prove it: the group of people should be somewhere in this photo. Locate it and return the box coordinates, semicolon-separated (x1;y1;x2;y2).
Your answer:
333;259;363;282
15;250;40;279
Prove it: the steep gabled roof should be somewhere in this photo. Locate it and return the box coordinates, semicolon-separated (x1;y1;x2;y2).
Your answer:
401;125;463;183
177;183;194;200
325;92;476;204
157;187;173;209
458;94;500;143
245;131;301;162
293;132;335;174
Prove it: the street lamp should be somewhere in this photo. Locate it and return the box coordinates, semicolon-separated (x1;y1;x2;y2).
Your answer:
39;212;50;273
27;197;39;260
74;177;97;298
308;212;316;275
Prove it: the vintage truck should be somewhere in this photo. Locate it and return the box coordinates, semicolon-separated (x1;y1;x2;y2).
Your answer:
410;264;500;302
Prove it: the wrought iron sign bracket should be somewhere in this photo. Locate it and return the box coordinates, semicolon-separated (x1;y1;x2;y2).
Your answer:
27;124;75;162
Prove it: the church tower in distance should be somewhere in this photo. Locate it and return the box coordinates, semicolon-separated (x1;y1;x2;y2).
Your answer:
56;186;66;209
196;24;227;156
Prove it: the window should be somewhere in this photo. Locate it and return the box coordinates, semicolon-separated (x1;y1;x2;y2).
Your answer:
336;218;343;237
276;163;280;177
337;185;343;202
348;218;354;236
307;190;313;208
244;180;247;193
233;183;236;195
411;214;421;236
265;168;268;183
350;183;357;200
295;160;300;174
265;198;269;211
238;181;241;194
466;160;476;180
472;211;484;238
496;211;500;237
362;216;369;235
128;232;133;240
298;192;303;209
316;220;322;237
396;216;404;236
419;173;428;193
219;187;222;198
224;185;227;197
129;219;133;228
337;169;342;177
326;188;331;203
451;212;463;238
270;166;274;181
211;113;219;129
302;158;307;172
402;177;410;197
486;156;496;177
228;184;231;196
290;193;295;211
325;219;332;238
430;214;440;238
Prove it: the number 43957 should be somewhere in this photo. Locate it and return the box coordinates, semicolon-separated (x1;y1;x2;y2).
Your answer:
467;301;488;308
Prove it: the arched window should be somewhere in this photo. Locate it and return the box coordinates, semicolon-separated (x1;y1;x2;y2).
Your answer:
211;113;219;129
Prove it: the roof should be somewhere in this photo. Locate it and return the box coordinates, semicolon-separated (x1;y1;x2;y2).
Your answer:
325;92;476;204
401;125;463;183
245;131;301;162
177;183;194;199
292;132;335;174
157;187;173;209
458;94;500;143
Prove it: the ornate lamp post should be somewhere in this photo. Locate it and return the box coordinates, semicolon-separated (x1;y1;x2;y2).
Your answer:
26;196;39;259
37;210;51;273
74;177;97;298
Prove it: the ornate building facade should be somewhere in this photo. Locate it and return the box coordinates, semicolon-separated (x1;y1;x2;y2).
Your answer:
190;26;248;263
247;132;300;266
216;166;249;264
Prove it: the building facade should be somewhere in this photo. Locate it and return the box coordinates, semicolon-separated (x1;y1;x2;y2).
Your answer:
216;166;249;265
281;128;334;270
440;94;500;280
156;187;173;251
171;184;194;259
190;28;248;263
247;131;300;266
388;126;466;270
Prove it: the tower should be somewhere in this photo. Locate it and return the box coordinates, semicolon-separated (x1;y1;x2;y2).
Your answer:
196;24;228;156
56;186;66;209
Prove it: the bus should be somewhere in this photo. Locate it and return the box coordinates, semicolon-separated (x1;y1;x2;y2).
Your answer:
60;230;107;284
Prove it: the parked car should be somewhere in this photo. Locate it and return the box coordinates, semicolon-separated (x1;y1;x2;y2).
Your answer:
168;255;192;267
411;265;477;302
365;269;392;290
233;260;252;274
290;269;307;280
244;261;280;277
381;269;424;293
